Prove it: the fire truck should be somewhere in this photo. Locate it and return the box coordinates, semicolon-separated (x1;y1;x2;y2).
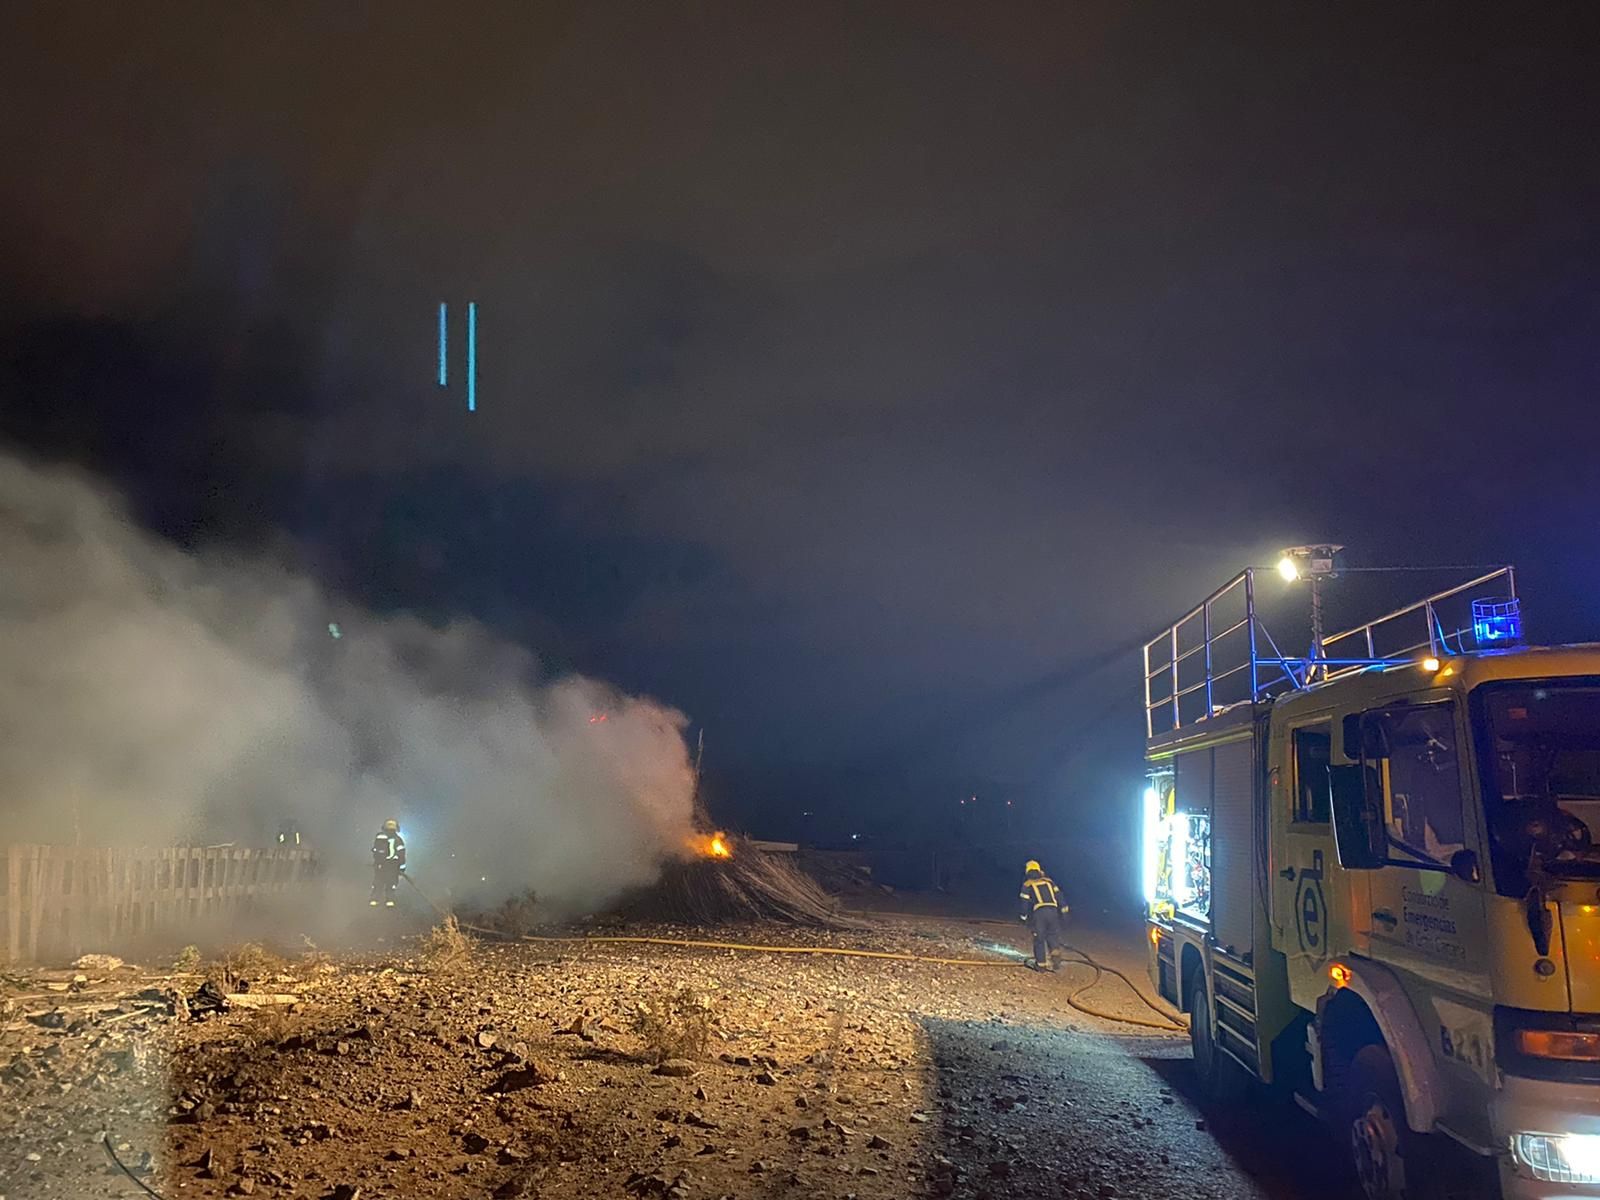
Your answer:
1141;559;1600;1199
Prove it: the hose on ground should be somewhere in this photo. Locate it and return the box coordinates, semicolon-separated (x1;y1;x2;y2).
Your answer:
1053;943;1187;1032
404;874;1186;1028
404;879;1018;966
101;1135;166;1200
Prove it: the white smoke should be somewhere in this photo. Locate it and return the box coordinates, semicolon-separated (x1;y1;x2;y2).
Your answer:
0;451;698;915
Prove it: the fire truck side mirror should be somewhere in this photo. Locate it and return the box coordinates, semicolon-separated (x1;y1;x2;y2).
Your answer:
1450;848;1482;884
1329;763;1385;869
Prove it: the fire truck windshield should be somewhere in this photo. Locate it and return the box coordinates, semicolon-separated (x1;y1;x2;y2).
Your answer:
1475;680;1600;892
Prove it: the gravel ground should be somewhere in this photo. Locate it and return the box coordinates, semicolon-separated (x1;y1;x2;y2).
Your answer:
0;911;1354;1200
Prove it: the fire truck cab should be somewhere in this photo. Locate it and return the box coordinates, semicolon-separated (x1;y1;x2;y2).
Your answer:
1142;565;1600;1199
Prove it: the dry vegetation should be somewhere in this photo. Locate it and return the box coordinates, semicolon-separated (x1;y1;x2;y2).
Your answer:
419;914;472;971
210;940;281;990
630;985;715;1064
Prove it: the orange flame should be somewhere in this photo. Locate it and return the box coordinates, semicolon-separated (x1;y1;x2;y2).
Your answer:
708;833;731;859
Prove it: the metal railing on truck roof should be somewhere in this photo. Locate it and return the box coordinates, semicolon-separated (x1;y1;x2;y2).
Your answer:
1143;565;1516;738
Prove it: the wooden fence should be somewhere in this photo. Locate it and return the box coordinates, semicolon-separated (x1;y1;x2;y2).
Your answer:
1;844;320;964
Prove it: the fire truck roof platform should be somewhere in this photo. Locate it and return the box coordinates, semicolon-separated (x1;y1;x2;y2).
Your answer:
1143;564;1520;741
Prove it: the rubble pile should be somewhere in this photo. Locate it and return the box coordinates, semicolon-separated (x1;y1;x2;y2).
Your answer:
617;840;866;929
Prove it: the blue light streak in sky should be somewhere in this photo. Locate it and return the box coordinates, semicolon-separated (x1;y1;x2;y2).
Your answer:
467;301;477;413
437;303;448;387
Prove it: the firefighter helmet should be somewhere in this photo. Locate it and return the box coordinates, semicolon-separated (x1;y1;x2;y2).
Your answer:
1024;859;1042;874
383;819;399;833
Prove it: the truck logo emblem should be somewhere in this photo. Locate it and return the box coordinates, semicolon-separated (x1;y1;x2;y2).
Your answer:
1295;850;1328;959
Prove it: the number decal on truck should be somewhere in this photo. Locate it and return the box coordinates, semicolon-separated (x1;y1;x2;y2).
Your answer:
1433;998;1495;1086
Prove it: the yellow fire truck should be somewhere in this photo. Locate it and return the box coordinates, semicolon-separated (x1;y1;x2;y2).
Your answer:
1142;562;1600;1199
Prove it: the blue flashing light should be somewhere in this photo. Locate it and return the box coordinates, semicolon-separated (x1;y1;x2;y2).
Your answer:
1472;597;1522;647
437;303;448;387
466;301;477;412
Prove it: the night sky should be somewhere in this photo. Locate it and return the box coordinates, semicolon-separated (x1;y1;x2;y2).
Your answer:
3;4;1599;844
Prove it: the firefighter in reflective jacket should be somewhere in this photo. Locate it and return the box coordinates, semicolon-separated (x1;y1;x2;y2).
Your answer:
370;820;406;907
1018;859;1066;970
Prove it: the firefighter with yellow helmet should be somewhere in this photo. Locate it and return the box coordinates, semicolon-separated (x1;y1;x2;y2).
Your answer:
370;819;406;907
1018;859;1066;969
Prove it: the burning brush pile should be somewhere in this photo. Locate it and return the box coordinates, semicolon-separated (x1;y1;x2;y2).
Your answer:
617;832;865;930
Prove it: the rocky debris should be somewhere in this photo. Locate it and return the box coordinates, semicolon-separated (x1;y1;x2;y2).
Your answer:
623;1169;690;1196
0;915;1203;1200
187;979;230;1019
224;991;300;1009
556;1013;596;1042
72;954;127;971
488;1063;552;1093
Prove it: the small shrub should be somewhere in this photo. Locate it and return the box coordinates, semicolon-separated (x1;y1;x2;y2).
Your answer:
631;987;714;1064
482;888;541;937
212;942;280;991
300;935;331;968
421;915;471;971
248;1004;296;1047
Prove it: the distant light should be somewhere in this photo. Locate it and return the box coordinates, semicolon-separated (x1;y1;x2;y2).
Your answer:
1421;656;1441;672
1329;962;1352;989
327;623;342;640
467;301;477;412
1277;556;1301;583
437;303;448;387
480;876;487;882
851;833;860;840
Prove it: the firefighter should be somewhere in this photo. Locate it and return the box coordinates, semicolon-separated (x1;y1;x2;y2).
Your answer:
370;819;406;907
1018;859;1066;969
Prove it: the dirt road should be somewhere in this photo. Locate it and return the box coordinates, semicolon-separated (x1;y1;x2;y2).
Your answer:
1;911;1355;1200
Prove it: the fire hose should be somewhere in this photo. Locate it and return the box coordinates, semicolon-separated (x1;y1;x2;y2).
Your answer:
101;1135;165;1200
403;874;1184;1031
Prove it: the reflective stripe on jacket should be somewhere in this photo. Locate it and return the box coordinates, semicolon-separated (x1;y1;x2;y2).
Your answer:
1019;874;1060;912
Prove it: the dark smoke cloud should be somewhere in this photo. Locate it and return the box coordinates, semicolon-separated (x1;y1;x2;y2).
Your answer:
0;451;697;914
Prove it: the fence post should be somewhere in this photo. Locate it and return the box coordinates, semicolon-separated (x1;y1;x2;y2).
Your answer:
5;845;20;963
27;846;44;962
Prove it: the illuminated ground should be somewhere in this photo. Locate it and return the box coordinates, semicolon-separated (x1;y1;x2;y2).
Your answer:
0;910;1357;1200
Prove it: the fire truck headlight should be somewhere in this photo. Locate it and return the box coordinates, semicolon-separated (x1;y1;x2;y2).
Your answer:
1511;1132;1600;1184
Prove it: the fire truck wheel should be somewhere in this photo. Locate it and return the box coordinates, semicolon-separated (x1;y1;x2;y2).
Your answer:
1345;1043;1415;1200
1187;977;1246;1102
